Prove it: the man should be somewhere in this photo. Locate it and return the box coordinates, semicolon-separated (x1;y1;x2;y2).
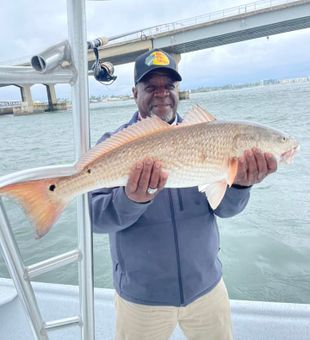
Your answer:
90;49;277;340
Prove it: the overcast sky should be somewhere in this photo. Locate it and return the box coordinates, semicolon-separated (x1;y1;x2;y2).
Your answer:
0;0;309;101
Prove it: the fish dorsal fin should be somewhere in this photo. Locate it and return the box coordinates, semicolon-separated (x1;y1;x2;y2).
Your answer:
76;115;171;171
181;105;216;125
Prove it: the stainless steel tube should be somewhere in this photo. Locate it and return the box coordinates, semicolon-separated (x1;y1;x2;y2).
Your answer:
67;1;95;340
31;41;71;73
26;249;81;279
0;199;48;340
44;316;81;330
0;65;76;85
0;164;76;188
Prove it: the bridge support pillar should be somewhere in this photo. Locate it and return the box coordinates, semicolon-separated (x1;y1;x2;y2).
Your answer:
18;85;34;114
170;53;181;66
45;84;57;111
170;53;189;100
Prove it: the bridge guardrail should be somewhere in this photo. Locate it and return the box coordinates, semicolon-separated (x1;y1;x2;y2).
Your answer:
108;0;306;44
0;101;22;107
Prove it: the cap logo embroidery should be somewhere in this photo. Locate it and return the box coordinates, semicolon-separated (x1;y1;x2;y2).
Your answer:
145;51;170;67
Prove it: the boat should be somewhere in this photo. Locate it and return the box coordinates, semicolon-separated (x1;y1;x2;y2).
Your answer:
0;1;309;339
0;277;309;339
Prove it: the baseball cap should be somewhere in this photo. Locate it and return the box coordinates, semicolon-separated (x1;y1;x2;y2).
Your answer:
134;48;182;84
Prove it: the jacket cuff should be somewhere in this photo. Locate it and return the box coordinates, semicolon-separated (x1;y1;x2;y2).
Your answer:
231;184;252;189
226;184;252;201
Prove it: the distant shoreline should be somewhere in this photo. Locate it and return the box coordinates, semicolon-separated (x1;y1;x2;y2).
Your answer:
1;76;309;107
190;76;310;94
88;77;310;103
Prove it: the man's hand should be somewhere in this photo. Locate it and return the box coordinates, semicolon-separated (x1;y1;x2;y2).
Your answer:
233;148;277;187
125;159;168;203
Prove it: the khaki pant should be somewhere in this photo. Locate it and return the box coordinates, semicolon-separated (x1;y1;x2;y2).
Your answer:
115;278;233;340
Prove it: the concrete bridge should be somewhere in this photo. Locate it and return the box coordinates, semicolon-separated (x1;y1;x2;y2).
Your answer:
1;0;309;114
0;83;64;115
93;0;310;66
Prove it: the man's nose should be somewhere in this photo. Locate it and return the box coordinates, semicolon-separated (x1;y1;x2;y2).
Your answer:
154;88;169;96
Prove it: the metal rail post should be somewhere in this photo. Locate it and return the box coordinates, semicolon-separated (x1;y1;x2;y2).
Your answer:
0;199;47;340
67;1;95;339
0;0;95;339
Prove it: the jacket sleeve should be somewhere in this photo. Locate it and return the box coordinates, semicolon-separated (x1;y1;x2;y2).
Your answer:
89;187;152;233
213;185;251;218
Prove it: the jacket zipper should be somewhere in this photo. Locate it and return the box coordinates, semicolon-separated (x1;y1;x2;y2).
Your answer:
168;189;184;305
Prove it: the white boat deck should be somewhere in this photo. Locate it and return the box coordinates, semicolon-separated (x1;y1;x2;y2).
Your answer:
0;278;309;340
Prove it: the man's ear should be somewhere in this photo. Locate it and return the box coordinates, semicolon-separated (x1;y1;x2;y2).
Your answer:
132;86;138;100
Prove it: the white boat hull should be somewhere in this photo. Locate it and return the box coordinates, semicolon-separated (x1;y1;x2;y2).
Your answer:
0;278;309;340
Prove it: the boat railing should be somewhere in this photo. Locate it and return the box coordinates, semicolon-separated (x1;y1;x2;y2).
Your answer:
0;1;96;339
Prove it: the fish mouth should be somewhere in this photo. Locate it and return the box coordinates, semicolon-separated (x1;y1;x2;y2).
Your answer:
280;145;300;164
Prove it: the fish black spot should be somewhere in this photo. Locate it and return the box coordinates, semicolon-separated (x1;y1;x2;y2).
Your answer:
49;184;56;192
87;169;92;174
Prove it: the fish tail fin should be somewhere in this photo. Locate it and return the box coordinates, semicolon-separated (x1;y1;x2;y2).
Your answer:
0;178;69;238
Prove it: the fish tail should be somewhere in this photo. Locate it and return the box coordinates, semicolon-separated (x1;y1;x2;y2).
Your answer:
0;178;69;238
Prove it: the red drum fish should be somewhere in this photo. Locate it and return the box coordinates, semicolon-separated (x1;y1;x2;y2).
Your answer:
0;106;299;238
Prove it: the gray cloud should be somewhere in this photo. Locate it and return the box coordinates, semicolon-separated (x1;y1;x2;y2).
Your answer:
0;0;309;100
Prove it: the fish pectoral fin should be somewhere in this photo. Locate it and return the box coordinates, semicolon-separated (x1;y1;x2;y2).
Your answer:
182;105;216;125
199;180;227;210
228;157;239;187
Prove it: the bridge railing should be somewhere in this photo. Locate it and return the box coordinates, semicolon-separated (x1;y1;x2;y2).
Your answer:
109;0;304;44
0;101;22;107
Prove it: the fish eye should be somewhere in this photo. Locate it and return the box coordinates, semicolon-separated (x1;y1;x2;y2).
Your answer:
282;136;287;142
49;184;56;192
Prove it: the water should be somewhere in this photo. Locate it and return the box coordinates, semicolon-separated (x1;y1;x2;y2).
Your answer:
0;82;309;304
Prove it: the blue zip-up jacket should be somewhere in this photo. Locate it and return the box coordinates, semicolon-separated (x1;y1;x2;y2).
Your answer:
90;111;251;306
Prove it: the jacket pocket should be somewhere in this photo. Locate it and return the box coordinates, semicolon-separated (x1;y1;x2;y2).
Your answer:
114;262;125;293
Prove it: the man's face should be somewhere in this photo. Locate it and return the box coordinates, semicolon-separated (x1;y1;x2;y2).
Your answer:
132;72;179;123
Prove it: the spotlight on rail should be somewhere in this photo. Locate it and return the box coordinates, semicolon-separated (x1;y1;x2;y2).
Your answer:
31;41;71;73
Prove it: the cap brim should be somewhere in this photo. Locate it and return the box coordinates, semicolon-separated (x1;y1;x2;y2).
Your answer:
135;67;182;84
